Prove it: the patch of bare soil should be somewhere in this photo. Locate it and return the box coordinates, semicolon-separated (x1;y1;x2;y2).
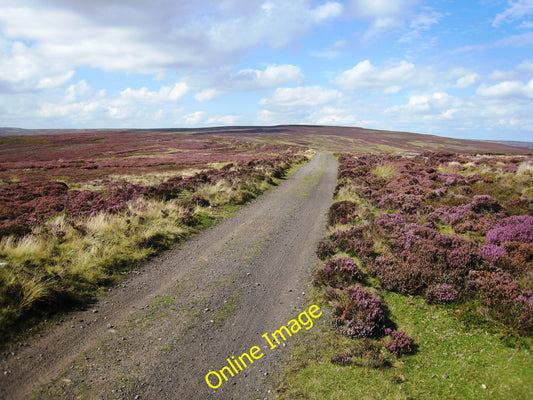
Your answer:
0;151;337;400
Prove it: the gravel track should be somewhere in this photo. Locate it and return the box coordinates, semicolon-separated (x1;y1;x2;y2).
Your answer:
0;151;337;400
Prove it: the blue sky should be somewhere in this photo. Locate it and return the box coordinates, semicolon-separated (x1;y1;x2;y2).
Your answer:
0;0;532;141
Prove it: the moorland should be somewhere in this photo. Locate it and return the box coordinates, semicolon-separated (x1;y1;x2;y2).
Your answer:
0;125;531;399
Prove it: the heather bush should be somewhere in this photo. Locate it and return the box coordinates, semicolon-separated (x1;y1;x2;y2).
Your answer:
328;201;357;225
486;215;533;245
376;213;404;229
498;242;533;279
468;270;533;334
330;352;352;365
316;239;335;260
479;244;508;263
329;229;358;254
377;193;425;214
428;195;506;236
331;286;387;338
503;198;533;216
470;195;502;213
446;238;482;271
425;284;459;304
314;257;364;288
368;224;481;297
367;253;426;296
328;226;376;258
325;287;341;301
383;329;415;357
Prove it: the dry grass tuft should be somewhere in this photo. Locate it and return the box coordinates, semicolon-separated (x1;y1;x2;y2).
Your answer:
517;161;533;176
373;164;398;179
18;274;50;310
0;235;53;265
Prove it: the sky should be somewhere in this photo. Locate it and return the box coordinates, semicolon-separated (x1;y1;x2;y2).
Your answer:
0;1;532;141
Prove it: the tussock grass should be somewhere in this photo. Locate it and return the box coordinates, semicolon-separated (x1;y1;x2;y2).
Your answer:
373;164;398;179
196;177;273;206
0;198;209;341
517;160;533;176
0;265;50;329
196;180;235;206
18;274;50;311
333;185;358;203
110;168;204;186
1;235;53;265
516;161;533;197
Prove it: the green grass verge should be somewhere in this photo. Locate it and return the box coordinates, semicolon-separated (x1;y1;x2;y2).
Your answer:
275;288;533;400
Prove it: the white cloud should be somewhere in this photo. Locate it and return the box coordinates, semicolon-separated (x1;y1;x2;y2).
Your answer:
384;85;402;94
37;79;111;121
259;86;342;107
206;1;342;52
257;109;276;124
184;64;304;98
107;106;129;120
0;40;73;92
0;5;175;75
33;79;192;126
309;107;356;125
486;60;533;81
398;10;443;43
0;0;341;81
65;80;94;102
477;80;533;99
169;83;189;100
442;108;458;119
346;0;422;38
120;82;188;103
35;71;75;90
313;2;343;21
333;60;415;91
347;0;419;18
231;64;304;90
517;59;533;72
186;64;304;100
182;111;206;125
38;99;103;120
455;73;479;88
195;89;217;102
495;31;533;47
493;0;533;27
386;92;455;115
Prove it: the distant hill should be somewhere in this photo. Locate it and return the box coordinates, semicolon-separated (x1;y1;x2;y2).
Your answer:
0;125;530;154
487;141;533;150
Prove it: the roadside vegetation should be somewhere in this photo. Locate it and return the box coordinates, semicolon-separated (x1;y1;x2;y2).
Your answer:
277;152;533;400
0;132;309;346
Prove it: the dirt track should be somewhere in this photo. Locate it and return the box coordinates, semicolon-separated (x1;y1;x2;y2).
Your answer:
0;151;337;400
